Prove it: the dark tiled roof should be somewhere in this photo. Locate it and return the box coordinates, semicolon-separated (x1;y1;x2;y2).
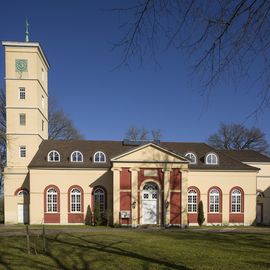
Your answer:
161;142;257;171
28;140;258;171
219;149;270;163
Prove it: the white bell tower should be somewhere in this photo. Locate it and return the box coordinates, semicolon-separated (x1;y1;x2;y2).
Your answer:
2;36;49;223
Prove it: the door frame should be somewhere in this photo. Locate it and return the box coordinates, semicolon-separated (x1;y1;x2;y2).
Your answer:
17;203;29;224
256;203;263;224
140;180;162;225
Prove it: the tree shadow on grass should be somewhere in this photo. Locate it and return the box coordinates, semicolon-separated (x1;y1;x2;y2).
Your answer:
0;249;55;270
1;230;269;270
44;233;190;270
158;230;270;249
246;261;270;269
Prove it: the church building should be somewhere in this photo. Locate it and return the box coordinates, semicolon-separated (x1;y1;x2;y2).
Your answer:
2;39;270;226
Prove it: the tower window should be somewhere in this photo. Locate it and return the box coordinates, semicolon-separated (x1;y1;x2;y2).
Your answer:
42;120;44;131
41;68;45;81
19;88;25;99
19;146;26;158
42;95;45;109
19;114;26;126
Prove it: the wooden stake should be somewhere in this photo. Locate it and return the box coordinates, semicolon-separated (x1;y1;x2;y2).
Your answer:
26;225;30;254
42;225;46;253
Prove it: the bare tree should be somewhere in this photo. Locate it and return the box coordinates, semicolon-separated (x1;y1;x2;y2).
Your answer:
125;126;161;141
48;97;84;140
207;123;269;154
125;126;148;140
151;129;162;141
114;1;270;114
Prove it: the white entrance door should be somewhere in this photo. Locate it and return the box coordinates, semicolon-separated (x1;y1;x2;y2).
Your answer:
18;204;28;224
142;183;158;224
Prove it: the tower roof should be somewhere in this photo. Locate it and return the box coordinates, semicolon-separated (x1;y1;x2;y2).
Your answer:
2;41;50;68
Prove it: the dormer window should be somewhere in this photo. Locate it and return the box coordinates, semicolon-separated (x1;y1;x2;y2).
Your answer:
185;152;197;164
94;151;106;163
205;153;218;165
48;150;60;162
71;151;83;162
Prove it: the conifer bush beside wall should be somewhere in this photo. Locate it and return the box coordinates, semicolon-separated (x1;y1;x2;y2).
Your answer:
85;205;92;225
197;200;205;226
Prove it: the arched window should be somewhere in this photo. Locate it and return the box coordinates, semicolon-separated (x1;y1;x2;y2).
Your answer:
205;153;218;165
47;188;58;212
185;153;197;164
94;187;105;212
257;190;264;198
143;183;158;190
18;190;28;196
70;188;81;212
209;188;220;212
93;151;106;163
71;151;83;162
187;189;197;213
48;150;60;162
231;189;242;213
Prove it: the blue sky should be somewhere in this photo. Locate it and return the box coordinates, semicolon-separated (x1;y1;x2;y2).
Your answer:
0;0;269;143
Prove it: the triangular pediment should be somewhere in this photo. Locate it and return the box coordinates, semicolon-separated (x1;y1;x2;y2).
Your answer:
111;143;189;163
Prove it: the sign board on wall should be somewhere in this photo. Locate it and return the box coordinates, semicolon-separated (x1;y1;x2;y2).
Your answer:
120;211;130;219
144;169;158;177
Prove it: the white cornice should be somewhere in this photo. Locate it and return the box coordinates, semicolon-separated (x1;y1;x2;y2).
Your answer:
189;169;259;172
111;142;189;162
2;41;50;68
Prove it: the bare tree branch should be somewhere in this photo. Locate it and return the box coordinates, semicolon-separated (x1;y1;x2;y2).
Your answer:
114;0;270;113
125;126;162;141
48;97;84;140
207;122;269;154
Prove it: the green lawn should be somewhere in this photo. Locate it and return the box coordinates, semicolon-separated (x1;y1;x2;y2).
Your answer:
0;229;269;270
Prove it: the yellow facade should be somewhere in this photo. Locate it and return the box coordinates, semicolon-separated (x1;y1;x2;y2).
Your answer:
189;170;257;225
2;40;269;226
29;169;113;224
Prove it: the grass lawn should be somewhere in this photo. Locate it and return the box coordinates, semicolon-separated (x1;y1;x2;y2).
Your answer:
0;228;269;270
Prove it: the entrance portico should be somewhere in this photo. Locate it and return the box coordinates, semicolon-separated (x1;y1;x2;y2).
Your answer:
111;143;189;227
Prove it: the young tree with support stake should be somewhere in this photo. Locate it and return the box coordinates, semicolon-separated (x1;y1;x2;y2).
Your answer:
94;198;102;226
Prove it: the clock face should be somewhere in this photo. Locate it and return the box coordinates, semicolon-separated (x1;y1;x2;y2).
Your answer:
15;59;28;72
